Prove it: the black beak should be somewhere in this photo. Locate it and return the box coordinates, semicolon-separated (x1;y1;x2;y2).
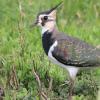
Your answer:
30;20;38;28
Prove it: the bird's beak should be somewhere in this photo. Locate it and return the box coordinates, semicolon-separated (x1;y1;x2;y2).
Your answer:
30;20;38;27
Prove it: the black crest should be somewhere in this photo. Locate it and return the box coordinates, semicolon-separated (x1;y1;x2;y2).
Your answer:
38;1;63;16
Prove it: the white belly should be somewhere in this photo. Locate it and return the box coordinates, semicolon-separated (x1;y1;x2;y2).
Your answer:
48;40;79;80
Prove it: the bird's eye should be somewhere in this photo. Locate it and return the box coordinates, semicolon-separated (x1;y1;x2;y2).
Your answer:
44;16;48;20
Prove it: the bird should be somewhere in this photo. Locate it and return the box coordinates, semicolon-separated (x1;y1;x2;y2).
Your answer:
32;2;100;100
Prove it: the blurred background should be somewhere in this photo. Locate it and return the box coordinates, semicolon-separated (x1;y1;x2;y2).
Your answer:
0;0;100;99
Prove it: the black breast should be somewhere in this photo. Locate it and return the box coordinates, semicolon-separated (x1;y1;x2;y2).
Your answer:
42;31;54;55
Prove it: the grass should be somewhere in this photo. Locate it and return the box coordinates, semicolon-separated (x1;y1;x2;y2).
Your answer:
0;0;100;99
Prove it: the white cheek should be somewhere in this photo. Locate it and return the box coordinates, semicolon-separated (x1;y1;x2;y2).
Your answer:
37;23;42;26
37;17;42;26
42;26;48;34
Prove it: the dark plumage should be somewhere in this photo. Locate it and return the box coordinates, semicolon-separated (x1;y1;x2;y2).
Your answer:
42;31;54;55
37;1;63;16
42;29;100;67
52;32;100;67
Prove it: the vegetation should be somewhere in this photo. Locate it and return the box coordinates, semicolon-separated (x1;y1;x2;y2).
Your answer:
0;0;100;99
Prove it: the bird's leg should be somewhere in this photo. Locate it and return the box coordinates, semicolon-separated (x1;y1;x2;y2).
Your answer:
68;78;75;100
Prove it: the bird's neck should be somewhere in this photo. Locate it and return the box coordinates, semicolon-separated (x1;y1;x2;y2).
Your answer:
42;30;54;55
41;25;58;55
42;26;49;34
41;22;58;35
42;26;58;35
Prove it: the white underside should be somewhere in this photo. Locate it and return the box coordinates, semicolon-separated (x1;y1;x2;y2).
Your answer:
48;41;79;80
42;27;48;34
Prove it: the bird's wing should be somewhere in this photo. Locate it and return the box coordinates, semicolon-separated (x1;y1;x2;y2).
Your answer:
52;34;100;67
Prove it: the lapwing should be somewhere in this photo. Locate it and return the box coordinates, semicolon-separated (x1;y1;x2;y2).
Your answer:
32;2;100;100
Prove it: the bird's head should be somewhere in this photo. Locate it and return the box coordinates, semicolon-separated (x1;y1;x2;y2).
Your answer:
32;2;63;33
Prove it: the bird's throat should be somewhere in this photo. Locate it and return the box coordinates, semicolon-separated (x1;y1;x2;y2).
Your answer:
42;31;54;55
41;22;56;35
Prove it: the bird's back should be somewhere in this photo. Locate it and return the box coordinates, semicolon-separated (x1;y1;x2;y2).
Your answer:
52;31;100;67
